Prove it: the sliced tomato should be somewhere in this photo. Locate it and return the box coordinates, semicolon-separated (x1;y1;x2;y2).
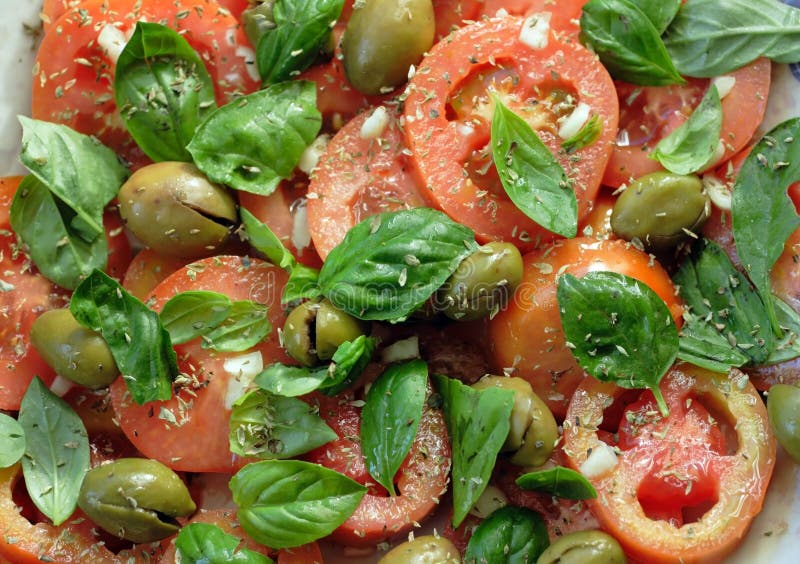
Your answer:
433;0;483;39
562;364;775;563
103;206;133;281
121;249;189;301
479;0;587;38
109;256;292;473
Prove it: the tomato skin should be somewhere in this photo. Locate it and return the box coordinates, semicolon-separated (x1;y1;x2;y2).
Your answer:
480;0;587;38
121;249;189;301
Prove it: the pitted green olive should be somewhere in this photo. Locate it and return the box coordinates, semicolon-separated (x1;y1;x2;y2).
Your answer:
379;535;461;563
473;375;558;467
30;309;117;389
118;162;238;259
536;530;626;564
610;171;710;251
78;458;196;543
342;0;435;95
283;298;368;366
438;242;524;321
767;384;800;463
242;0;276;47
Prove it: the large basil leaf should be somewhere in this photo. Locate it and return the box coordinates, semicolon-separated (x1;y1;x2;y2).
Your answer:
114;22;216;162
557;271;678;416
433;374;514;528
176;523;273;564
188;82;321;196
230;460;367;549
515;467;597;500
319;209;478;321
160;290;233;344
664;0;800;77
361;360;427;496
464;506;549;564
70;269;177;404
202;300;271;352
492;97;577;238
637;0;682;33
18;377;89;526
0;413;25;468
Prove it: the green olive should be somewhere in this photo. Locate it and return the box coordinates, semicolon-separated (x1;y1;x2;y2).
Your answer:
241;0;276;47
283;298;368;366
29;309;117;389
342;0;435;95
379;535;461;564
438;242;524;321
117;162;238;258
78;458;196;543
537;530;626;564
767;384;800;463
610;171;710;251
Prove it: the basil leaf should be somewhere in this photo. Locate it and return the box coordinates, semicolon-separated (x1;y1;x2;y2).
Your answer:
580;0;685;85
515;466;597;500
176;522;274;564
637;0;682;33
464;506;549;564
160;291;233;344
283;263;323;304
189;82;321;196
664;0;800;77
319;209;479;321
561;115;603;154
255;363;329;397
202;301;271;352
651;85;722;175
433;374;514;528
229;389;337;459
321;335;377;396
70;269;177;404
732;118;800;331
677;311;751;372
361;360;427;496
557;271;678;415
0;413;25;468
765;298;800;365
114;22;216;162
255;0;344;84
491;97;576;238
230;459;367;549
18;377;89;526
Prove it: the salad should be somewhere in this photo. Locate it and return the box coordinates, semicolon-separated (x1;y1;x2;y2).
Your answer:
1;0;800;563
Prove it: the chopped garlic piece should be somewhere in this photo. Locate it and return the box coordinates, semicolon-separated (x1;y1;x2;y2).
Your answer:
579;441;618;478
223;351;264;409
703;172;732;211
360;106;390;139
291;200;311;252
298;134;330;174
558;102;592;140
381;335;420;364
711;75;736;100
519;12;552;50
97;24;129;64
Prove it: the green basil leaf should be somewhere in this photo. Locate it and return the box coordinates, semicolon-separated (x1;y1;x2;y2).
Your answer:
160;290;233;344
202;300;271;353
230;389;337;459
580;0;685;85
361;360;427;496
637;0;682;33
255;363;330;397
464;505;549;564
18;377;89;526
114;22;216;162
188;81;321;196
70;269;177;404
765;297;800;365
433;374;514;528
319;209;478;321
284;264;323;304
677;311;751;372
230;459;367;549
0;413;25;468
320;335;377;396
515;466;597;500
255;0;344;84
492;96;576;238
557;271;678;415
176;522;274;564
664;0;800;77
651;85;723;175
561;115;603;154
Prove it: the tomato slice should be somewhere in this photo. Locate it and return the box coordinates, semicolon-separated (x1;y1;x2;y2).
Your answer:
121;249;189;301
109;256;292;473
403;16;618;252
479;0;587;38
433;0;483;39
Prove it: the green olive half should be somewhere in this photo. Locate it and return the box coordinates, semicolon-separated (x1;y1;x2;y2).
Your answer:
767;384;800;463
283;298;368;366
117;162;238;259
537;530;626;564
30;309;117;389
78;458;196;543
379;535;461;563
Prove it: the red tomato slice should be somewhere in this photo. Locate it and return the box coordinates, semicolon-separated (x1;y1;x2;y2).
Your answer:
403;16;618;252
109;256;292;473
480;0;587;38
121;249;189;301
433;0;483;39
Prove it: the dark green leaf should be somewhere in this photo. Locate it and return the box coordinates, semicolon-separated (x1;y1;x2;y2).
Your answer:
18;377;89;526
176;522;274;564
320;335;377;395
255;363;330;397
492;97;576;238
114;22;216;162
464;506;549;564
202;300;271;352
515;466;597;500
230;459;367;549
677;311;751;372
0;414;25;468
70;269;177;404
765;298;800;365
561;115;603;154
160;290;232;344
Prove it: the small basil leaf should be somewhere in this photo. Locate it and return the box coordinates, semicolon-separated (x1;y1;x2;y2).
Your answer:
320;335;377;396
188;81;321;196
70;269;177;404
229;389;337;459
114;22;216;162
361;360;427;496
0;414;25;468
230;459;367;549
492;97;576;238
515;466;597;500
557;271;678;416
561;115;603;154
160;290;233;344
202;300;271;353
433;374;514;528
176;522;274;564
464;506;549;564
319;209;478;321
651;85;723;175
255;363;330;397
677;311;751;373
284;264;323;304
580;0;685;86
637;0;681;33
18;377;89;526
765;298;800;365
